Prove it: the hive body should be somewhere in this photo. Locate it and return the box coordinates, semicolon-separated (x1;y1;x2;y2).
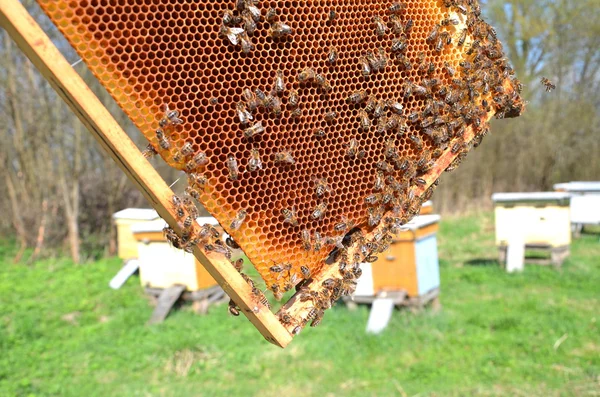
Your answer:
38;0;523;296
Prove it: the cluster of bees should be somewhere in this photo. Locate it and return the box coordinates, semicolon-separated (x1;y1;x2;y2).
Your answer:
141;0;522;331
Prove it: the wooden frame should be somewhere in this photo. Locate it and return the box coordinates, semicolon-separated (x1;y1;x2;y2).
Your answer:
1;0;503;346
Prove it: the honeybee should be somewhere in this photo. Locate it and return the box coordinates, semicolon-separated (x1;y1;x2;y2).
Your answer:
313;231;323;251
180;215;193;230
374;99;387;118
229;209;247;231
312;177;331;197
189;173;208;191
391;37;407;53
364;95;377;113
274;70;286;95
300;265;311;279
156;129;171;150
385;138;397;158
368;206;384;227
268;21;293;38
397;54;412;71
274;150;295;165
358;110;371;131
300;229;312;251
313;128;326;138
179;142;193;157
327;46;338;65
222;10;237;26
239;32;253;54
457;28;467;46
142;144;157;158
186;152;208;170
328;9;336;22
325;235;345;249
540;77;555;92
298;67;316;83
241;13;256;36
184;185;200;200
235;102;253;126
347;89;367;104
243;121;264;139
389;2;405;13
373;16;387;36
226;155;239;180
376;116;388;134
359;57;371;77
288;89;299;108
415;177;427;185
373;172;385;191
228;299;240;316
247;148;263;172
365;193;380;205
219;25;245;45
282;207;299;226
376;160;394;173
311;201;328;219
265;7;277;22
269;262;292;279
389;101;403;115
242;88;259;111
267;95;282;117
324;111;337;123
440;17;459;26
334;215;355;232
204;240;232;259
404;18;414;32
389;14;404;34
315;74;332;92
346;138;359;158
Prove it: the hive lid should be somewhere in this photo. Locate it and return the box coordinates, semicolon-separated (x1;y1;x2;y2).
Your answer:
491;192;571;204
402;214;440;230
131;217;219;234
553;181;600;193
112;208;159;221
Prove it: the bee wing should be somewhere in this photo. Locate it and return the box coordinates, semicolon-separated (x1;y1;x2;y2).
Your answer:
247;5;261;22
226;27;244;45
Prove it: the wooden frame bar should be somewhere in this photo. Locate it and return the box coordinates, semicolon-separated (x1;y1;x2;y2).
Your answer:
0;0;292;348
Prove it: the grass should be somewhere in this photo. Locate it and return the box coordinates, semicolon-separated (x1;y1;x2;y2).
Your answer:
0;212;599;396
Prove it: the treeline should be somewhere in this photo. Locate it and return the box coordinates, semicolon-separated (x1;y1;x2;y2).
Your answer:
1;0;599;261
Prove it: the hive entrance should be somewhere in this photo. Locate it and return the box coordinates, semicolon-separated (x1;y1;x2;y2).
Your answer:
26;0;522;342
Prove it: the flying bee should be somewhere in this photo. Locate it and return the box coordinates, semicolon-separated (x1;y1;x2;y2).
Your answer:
282;207;299;226
243;121;265;139
274;150;295;165
274;70;286;95
239;32;253;54
324;111;337;123
358;109;371;131
540;77;556;92
300;230;312;251
298;67;316;83
347;89;367;104
327;46;338;65
142;144;158;158
313;231;323;251
226;154;239;180
219;25;245;45
313;128;326;138
372;15;387;37
457;28;467;46
268;21;293;38
359;56;371;76
265;7;277;22
315;74;332;92
156;129;171;150
311;201;328;220
242;88;259;111
229;209;247;231
312;177;331;197
236;102;253;126
247;148;263;172
288;89;299;108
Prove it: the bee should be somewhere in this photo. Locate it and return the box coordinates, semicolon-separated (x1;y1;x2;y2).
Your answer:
334;215;355;232
226;154;239;180
376;160;394;173
198;223;220;240
364;254;379;263
185;186;200;200
389;2;405;14
180;215;193;230
457;28;467;46
274;70;286;95
391;37;407;53
243;121;265;139
300;229;312;251
397;54;412;71
365;193;380;205
373;16;387;36
288;89;299;108
222;10;237;26
247;148;263;172
409;134;423;149
282;207;299;226
300;265;311;279
328;9;336;22
389;101;403;115
324;111;337;123
252;287;271;310
407;112;419;123
347;89;367;104
443;61;456;77
326;235;345;249
376;117;388;134
241;12;257;36
313;128;326;138
374;99;387;118
327;46;338;65
403;79;414;99
265;7;277;22
346;138;359;158
267;95;282;117
229;209;247;231
311;201;328;220
274;150;295;165
236;102;253;126
365;95;378;113
415;177;427;185
242;88;259;111
376;47;388;69
142;144;158;158
359;56;371;77
440;17;459;26
243;0;261;21
219;25;245;45
239;32;253;54
156;129;171;150
298;67;316;83
315;74;332;92
404;18;414;32
269;262;292;279
389;14;404;35
268;21;293;38
385;138;397;159
373;172;385;191
540;77;556;92
228;299;240;316
358;109;371;131
254;88;268;106
313;177;331;197
367;206;384;227
313;231;323;251
204;241;232;259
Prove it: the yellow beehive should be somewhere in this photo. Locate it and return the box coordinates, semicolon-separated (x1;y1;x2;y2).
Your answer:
112;208;159;259
492;193;571;248
132;218;219;291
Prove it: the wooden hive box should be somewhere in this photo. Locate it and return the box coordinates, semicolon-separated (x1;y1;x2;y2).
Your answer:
132;217;219;291
420;200;434;215
492;192;571;248
554;182;600;233
354;214;441;298
112;208;159;260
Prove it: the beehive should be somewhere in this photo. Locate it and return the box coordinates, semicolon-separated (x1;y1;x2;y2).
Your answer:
112;208;159;259
19;0;524;339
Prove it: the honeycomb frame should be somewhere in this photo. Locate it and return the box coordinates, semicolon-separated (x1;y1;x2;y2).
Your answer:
2;0;523;345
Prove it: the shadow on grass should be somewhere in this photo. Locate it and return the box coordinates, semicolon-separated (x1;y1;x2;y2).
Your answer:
464;258;499;267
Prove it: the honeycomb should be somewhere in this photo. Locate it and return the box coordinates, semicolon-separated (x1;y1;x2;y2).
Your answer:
38;0;523;297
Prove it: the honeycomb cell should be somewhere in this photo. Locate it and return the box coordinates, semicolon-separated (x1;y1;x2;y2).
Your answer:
38;0;522;297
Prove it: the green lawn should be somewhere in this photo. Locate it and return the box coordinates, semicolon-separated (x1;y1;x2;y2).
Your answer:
1;213;599;396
